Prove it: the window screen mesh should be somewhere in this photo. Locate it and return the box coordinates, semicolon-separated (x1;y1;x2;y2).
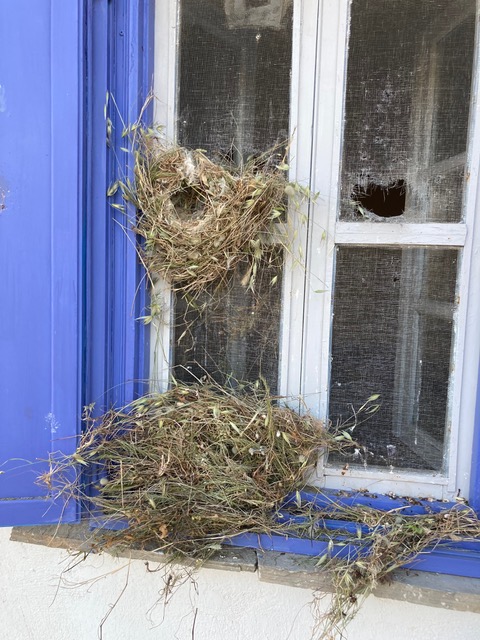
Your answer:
174;250;283;392
329;247;459;472
173;0;293;390
178;0;292;162
341;0;475;223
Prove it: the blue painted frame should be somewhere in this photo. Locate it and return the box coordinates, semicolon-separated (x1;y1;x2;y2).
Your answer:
85;0;154;415
82;0;480;578
226;489;480;578
469;364;480;512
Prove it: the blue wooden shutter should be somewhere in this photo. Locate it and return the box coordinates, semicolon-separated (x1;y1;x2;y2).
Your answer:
0;1;82;525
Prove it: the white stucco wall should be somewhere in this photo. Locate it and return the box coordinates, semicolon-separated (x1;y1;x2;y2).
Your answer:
1;528;480;640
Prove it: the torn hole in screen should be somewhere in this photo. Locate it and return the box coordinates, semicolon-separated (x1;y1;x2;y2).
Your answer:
340;0;475;223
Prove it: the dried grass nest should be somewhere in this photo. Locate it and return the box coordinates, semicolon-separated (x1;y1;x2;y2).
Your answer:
120;133;290;296
42;382;342;556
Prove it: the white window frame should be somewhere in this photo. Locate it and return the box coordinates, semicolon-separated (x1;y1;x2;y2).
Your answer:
152;0;480;502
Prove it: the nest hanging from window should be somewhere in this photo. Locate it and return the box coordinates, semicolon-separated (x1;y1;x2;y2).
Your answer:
121;133;288;296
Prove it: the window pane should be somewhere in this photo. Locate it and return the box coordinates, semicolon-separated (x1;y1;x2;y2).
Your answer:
328;247;459;472
178;0;292;161
341;0;475;223
174;250;283;393
173;0;293;389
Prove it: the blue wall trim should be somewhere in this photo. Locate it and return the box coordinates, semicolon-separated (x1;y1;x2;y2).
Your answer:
0;499;78;528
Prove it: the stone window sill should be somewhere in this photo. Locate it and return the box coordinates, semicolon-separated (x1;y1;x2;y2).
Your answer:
10;523;480;614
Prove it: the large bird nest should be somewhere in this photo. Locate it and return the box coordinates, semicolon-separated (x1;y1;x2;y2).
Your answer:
41;382;344;556
119;132;291;297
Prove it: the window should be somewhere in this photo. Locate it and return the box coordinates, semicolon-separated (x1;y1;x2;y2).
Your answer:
3;0;480;566
151;0;480;502
324;0;480;501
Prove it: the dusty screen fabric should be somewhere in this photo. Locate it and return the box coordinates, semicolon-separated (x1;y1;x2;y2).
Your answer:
173;0;292;392
341;0;474;223
329;246;459;471
329;0;475;472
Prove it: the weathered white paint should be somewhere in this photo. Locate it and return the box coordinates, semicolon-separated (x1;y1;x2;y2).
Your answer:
1;527;479;640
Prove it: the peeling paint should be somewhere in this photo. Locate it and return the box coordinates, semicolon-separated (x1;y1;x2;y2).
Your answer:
45;412;60;434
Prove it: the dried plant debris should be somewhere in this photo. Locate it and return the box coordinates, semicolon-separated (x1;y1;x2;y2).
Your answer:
114;131;296;297
311;503;480;639
41;381;344;557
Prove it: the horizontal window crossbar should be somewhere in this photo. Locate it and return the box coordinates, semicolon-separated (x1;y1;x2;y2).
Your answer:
335;223;466;246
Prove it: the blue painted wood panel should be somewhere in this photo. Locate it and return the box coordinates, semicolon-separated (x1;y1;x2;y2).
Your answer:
0;1;82;524
85;0;153;417
470;363;480;511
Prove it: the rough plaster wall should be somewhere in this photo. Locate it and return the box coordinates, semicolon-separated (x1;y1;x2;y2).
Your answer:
1;527;479;640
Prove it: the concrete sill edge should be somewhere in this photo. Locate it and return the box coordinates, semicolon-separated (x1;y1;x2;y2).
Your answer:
10;522;480;614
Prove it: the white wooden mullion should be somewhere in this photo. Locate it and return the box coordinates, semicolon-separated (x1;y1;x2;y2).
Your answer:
279;0;321;402
446;0;480;497
150;0;179;391
300;0;350;419
153;0;178;142
324;468;450;503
